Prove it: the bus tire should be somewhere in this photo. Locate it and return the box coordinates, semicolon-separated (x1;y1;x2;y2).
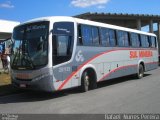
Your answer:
137;64;144;79
81;69;97;92
89;70;97;90
81;71;90;92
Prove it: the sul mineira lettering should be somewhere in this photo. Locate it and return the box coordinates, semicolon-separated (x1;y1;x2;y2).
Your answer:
130;50;153;59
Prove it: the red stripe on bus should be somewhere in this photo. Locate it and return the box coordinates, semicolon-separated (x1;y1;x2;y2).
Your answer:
57;49;119;90
57;48;158;90
99;61;158;82
57;71;76;90
145;61;158;65
57;52;108;90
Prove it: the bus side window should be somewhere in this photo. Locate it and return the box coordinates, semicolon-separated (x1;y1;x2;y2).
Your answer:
130;33;136;47
146;36;150;48
92;27;100;46
151;36;157;48
80;25;101;47
100;28;110;47
117;30;129;47
57;36;69;56
140;35;149;48
52;22;74;66
124;31;129;47
148;36;152;47
117;31;123;47
109;29;116;47
81;25;92;46
130;33;140;48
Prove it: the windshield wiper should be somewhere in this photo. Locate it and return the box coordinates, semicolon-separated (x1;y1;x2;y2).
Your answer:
22;53;36;69
12;47;22;69
12;52;18;67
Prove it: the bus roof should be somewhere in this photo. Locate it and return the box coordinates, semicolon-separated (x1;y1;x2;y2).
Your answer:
19;16;156;37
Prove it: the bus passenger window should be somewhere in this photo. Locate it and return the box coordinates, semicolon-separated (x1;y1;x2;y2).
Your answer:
81;25;92;46
117;31;129;47
109;29;116;47
130;33;140;47
140;35;149;48
92;27;100;46
124;32;129;46
146;36;150;47
151;36;157;48
100;28;110;47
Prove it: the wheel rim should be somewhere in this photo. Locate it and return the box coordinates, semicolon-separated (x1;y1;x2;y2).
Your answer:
139;66;144;77
84;75;89;90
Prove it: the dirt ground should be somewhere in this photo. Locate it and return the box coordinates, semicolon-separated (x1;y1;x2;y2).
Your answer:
0;73;11;86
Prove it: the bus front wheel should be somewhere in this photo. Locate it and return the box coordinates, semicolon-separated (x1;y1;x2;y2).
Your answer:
81;71;90;92
81;69;97;92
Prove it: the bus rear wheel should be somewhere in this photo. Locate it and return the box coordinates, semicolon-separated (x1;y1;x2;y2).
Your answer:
137;64;144;79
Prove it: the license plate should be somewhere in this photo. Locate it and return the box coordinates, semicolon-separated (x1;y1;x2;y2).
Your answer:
16;73;30;79
20;84;26;88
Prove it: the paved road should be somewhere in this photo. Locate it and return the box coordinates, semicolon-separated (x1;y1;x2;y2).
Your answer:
0;68;160;114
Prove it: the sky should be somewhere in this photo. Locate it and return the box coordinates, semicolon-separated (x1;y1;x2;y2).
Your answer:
0;0;160;22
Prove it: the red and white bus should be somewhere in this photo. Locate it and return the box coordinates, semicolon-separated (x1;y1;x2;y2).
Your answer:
10;16;159;92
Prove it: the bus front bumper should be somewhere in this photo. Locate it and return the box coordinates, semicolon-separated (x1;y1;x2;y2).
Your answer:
11;75;55;92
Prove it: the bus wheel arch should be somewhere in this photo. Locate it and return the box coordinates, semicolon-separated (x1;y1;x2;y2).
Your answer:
80;67;97;92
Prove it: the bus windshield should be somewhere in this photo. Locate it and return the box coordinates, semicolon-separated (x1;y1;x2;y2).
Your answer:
11;21;49;70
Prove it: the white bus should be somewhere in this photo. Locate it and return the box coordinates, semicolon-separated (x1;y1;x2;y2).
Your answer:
10;16;159;92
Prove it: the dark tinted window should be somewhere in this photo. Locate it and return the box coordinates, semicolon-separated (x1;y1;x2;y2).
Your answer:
55;36;72;56
81;25;92;46
109;29;116;46
130;33;140;47
53;22;74;35
79;25;100;46
92;27;100;46
52;22;74;65
150;36;157;48
140;35;149;48
11;21;49;69
124;32;129;46
100;28;110;46
117;31;129;47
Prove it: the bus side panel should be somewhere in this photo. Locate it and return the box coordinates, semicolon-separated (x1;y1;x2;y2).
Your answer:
145;50;159;71
53;47;159;91
95;63;104;81
145;62;158;71
124;60;138;75
53;46;110;90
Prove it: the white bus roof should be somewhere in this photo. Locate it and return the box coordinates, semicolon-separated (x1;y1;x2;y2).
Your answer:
0;19;20;33
20;16;156;36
